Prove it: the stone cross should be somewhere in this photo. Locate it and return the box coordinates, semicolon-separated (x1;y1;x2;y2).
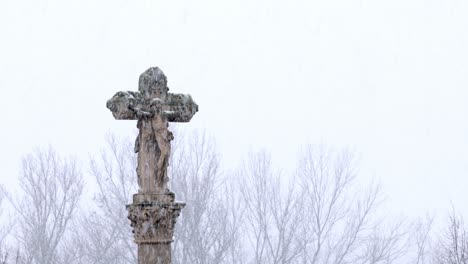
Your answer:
106;67;198;264
107;67;198;194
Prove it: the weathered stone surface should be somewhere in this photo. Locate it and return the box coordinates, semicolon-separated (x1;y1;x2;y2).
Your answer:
133;193;175;204
139;244;171;264
107;67;197;264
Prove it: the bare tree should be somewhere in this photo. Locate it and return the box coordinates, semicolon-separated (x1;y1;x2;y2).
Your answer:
357;219;408;264
171;130;242;264
434;210;468;264
0;186;10;264
408;215;435;264
9;147;83;264
238;151;304;264
235;145;408;264
72;134;138;264
0;185;23;264
296;145;406;264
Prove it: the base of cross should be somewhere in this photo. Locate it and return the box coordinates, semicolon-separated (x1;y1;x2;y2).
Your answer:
127;193;185;264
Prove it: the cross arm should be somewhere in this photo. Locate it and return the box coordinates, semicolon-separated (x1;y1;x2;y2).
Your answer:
106;91;143;120
163;93;199;122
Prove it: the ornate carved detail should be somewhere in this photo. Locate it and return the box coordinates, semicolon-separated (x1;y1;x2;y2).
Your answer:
127;201;185;244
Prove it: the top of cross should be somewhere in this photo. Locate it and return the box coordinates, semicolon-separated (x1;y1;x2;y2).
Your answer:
106;67;198;122
138;67;168;99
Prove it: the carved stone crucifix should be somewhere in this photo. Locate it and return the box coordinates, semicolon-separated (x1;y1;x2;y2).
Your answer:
106;67;198;194
106;67;198;263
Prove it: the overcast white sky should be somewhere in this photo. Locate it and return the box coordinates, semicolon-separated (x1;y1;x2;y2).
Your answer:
0;0;467;218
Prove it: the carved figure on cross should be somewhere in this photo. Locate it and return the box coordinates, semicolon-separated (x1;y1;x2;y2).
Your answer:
106;67;198;194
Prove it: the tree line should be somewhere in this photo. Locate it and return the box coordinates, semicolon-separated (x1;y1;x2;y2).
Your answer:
0;131;466;264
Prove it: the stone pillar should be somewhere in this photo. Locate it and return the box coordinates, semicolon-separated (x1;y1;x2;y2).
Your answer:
127;193;185;264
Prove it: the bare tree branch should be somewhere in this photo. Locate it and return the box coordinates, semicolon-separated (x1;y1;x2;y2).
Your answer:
72;134;138;264
434;209;468;264
408;214;435;264
297;144;407;264
239;151;304;264
171;130;241;264
9;147;83;264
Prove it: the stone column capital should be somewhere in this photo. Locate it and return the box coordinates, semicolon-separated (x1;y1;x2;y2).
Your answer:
127;194;185;245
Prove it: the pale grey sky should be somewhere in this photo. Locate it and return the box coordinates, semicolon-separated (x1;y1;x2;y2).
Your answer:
0;0;467;217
